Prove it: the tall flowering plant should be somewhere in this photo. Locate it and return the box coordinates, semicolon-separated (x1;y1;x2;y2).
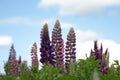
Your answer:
90;40;109;75
9;60;19;75
51;20;64;68
31;43;39;69
65;27;76;74
8;44;19;75
8;44;16;61
40;23;55;66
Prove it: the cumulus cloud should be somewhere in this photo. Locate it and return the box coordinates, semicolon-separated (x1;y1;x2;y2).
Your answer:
0;17;41;26
75;29;100;59
61;22;73;29
99;40;120;64
76;30;101;42
107;10;120;16
0;17;73;29
75;29;120;64
40;18;74;28
38;0;120;15
0;36;13;46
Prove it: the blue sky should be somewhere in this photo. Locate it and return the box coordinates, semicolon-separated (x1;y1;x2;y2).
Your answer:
0;0;120;73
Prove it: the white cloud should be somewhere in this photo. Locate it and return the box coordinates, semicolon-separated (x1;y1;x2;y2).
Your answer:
76;41;93;59
38;0;120;15
76;30;101;42
40;18;55;26
75;29;120;65
99;40;120;64
0;36;13;46
75;29;99;59
107;10;120;16
61;22;73;29
0;17;41;26
0;17;73;29
40;18;73;29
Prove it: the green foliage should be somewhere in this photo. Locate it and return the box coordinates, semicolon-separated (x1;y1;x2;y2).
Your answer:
58;75;78;80
2;56;120;80
38;64;62;80
76;56;100;80
68;59;76;75
4;62;10;76
93;69;100;80
19;63;32;80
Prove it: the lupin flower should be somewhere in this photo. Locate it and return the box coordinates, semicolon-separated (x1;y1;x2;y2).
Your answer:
93;41;102;60
8;44;16;62
19;56;21;64
9;59;19;75
65;27;76;73
91;40;109;75
51;20;64;68
40;23;55;65
18;56;21;75
8;44;19;75
99;54;108;75
31;43;39;69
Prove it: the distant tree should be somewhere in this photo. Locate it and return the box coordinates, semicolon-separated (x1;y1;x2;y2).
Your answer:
40;23;55;65
52;20;64;68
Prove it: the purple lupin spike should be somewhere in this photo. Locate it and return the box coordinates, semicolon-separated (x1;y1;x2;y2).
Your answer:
51;20;64;68
31;43;39;69
40;23;55;66
65;27;76;72
91;41;109;75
